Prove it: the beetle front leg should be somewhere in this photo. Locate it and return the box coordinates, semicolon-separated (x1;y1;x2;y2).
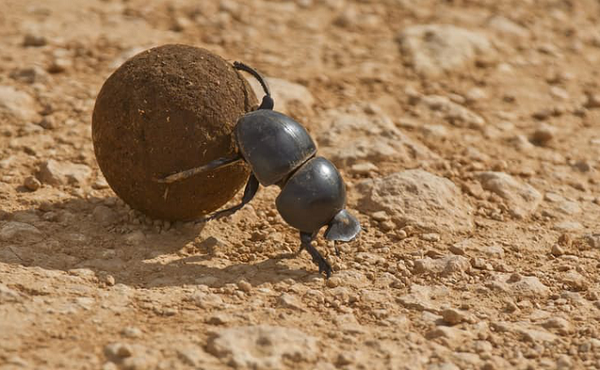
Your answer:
299;231;332;278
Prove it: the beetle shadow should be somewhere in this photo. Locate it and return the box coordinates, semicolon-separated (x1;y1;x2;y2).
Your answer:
0;196;313;288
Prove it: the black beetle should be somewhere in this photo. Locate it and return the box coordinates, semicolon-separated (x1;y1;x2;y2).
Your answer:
156;62;361;277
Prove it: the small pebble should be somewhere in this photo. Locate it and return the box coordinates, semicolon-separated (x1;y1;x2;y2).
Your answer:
442;308;466;325
104;342;133;359
24;176;41;191
206;313;231;325
530;123;556;146
326;277;341;288
102;274;116;286
48;57;72;73
449;244;465;255
38;116;56;129
237;280;252;293
420;233;440;242
23;33;47;47
551;244;564;256
371;211;388;222
121;327;143;338
277;293;305;311
584;93;600;109
380;220;395;232
350;162;377;175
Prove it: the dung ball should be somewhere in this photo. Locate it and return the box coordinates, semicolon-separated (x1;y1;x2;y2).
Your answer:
92;44;257;221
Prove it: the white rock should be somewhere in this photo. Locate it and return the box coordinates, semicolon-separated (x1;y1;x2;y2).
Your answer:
517;327;558;343
560;271;587;291
248;77;314;116
442;255;471;275
0;284;24;303
426;326;472;343
556;200;581;215
349;162;378;175
206;325;318;369
482;244;504;258
358;170;473;234
442;308;467;325
37;159;92;186
491;274;550;298
477;172;542;218
93;175;110;189
487;16;530;38
0;221;43;242
277;293;305;311
333;270;370;288
0;85;37;121
191;291;224;309
414;255;470;275
420;95;486;129
398;24;494;76
316;104;436;168
360;290;393;305
541;317;573;335
584;233;600;249
397;285;451;313
553;221;583;232
545;193;581;215
492;321;557;344
121;326;143;338
420;233;440;242
420;124;449;139
512;276;550;298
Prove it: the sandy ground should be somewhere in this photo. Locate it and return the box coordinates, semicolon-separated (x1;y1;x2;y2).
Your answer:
1;0;600;369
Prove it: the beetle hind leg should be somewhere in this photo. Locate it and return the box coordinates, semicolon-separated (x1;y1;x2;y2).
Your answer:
195;174;259;223
299;231;333;278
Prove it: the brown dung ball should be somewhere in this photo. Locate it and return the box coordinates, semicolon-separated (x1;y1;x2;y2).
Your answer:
92;44;257;221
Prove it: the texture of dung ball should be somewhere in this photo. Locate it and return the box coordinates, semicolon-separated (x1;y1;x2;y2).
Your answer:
92;44;257;220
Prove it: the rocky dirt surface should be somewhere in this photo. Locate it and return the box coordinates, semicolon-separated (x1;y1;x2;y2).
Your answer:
1;0;600;369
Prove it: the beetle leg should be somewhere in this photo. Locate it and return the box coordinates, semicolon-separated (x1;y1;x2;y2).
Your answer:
233;61;274;111
195;174;260;223
299;231;333;278
154;155;242;184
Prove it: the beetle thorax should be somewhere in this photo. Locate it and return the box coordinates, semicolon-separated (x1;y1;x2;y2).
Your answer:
235;110;317;186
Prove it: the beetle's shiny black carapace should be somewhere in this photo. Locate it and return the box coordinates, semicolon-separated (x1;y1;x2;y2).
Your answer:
156;61;361;278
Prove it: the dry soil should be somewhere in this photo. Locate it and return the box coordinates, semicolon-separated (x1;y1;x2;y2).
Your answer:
1;1;600;369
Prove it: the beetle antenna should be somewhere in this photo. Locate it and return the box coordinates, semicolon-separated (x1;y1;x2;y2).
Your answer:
233;61;274;110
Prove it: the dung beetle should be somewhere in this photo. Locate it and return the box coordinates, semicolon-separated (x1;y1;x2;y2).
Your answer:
156;62;361;277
